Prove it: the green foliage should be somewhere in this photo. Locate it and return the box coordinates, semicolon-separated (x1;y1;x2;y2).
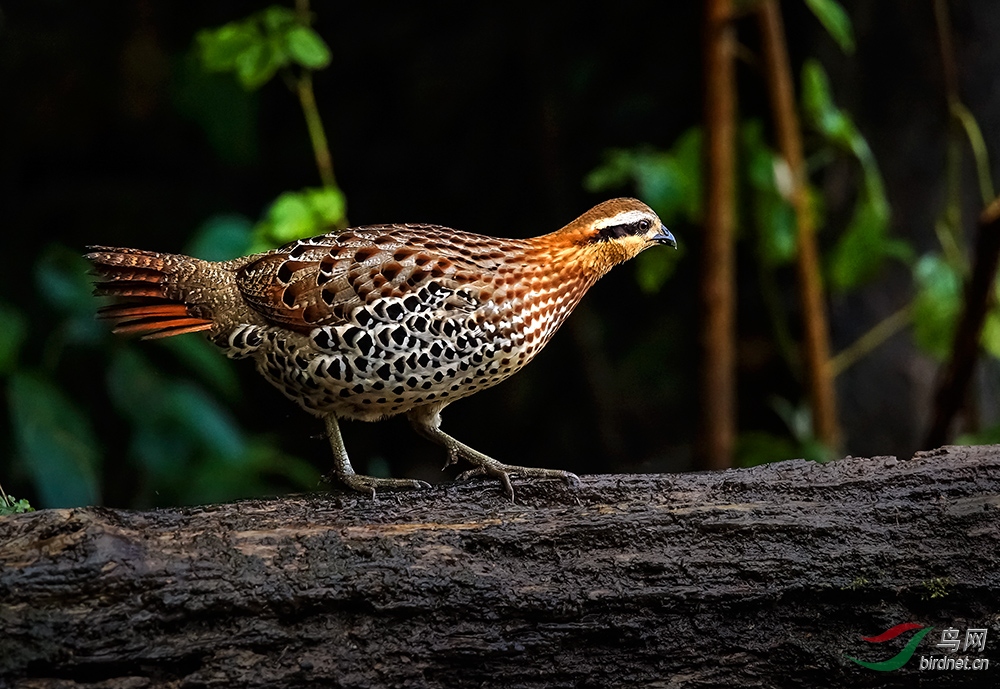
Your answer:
803;0;855;54
585;132;699;292
0;495;35;515
800;59;911;292
8;372;102;508
2;240;321;509
742;119;798;265
584;8;908;463
251;186;347;252
911;252;1000;361
585;129;703;223
197;5;331;90
912;253;962;359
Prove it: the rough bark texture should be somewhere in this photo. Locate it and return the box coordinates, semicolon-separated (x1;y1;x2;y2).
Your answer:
1;446;999;688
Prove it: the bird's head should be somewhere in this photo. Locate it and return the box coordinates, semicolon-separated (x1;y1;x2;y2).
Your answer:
542;198;676;278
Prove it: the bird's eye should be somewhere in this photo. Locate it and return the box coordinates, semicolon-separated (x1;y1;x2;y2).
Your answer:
639;220;650;231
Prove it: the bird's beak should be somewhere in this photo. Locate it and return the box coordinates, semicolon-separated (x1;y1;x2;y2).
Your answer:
652;226;677;248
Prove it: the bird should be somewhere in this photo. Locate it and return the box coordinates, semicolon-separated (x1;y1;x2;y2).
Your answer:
86;197;676;498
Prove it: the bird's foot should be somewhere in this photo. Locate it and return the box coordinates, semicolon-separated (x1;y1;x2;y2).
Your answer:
456;460;580;501
334;473;431;498
441;448;461;470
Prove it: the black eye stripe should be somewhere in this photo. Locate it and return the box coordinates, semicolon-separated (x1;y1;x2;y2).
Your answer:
596;220;649;242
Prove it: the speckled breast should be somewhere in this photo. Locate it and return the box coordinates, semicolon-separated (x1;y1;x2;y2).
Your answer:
219;225;594;420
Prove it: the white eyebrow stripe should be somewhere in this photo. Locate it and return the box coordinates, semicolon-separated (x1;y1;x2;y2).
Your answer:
592;209;652;230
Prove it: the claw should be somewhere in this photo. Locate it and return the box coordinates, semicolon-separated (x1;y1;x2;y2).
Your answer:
339;474;431;496
456;460;577;501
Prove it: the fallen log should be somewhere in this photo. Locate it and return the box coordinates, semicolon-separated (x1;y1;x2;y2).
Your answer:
1;445;998;688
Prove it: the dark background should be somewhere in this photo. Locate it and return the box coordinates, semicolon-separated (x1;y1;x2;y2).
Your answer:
2;1;996;507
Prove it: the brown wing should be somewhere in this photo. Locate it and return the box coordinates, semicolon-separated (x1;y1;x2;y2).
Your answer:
234;224;521;332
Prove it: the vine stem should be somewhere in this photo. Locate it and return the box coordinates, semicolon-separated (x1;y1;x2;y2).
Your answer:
829;303;913;378
296;71;337;191
292;0;339;195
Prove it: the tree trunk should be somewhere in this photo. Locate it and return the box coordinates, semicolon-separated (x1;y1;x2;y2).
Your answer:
2;445;999;688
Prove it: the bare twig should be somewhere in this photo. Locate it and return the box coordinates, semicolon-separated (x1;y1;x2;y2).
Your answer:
757;0;841;450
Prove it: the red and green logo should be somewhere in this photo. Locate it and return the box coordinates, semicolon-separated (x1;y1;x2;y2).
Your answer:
845;623;934;671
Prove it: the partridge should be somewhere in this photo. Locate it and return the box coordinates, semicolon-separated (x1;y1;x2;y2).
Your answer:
87;197;676;497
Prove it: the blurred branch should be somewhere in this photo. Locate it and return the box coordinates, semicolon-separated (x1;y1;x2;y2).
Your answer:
925;0;999;448
926;196;1000;448
756;0;841;450
698;0;738;470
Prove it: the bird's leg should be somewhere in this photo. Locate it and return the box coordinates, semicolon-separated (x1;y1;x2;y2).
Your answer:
407;406;579;500
324;415;430;496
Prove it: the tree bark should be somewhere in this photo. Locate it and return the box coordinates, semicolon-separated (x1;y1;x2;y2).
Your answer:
2;446;999;688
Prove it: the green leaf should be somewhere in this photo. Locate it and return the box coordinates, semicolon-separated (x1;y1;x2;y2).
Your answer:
306;186;347;225
827;184;892;290
912;253;961;359
0;496;35;515
803;0;856;54
261;5;298;32
197;23;261;72
742;119;797;265
801;59;909;291
266;191;315;241
253;187;347;250
285;25;331;69
584;127;703;225
196;7;327;91
235;41;282;90
8;372;101;508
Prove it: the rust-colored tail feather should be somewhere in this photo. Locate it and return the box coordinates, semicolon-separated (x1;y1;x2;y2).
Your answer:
85;246;213;340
